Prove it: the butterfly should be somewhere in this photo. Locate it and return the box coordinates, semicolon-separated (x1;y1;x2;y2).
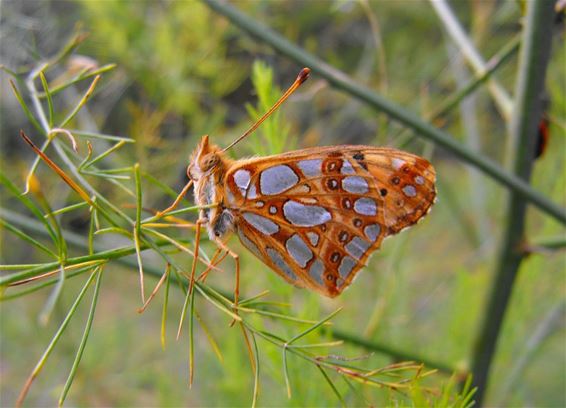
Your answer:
161;68;436;301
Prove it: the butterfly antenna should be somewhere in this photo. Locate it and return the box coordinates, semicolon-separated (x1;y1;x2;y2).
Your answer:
222;67;311;152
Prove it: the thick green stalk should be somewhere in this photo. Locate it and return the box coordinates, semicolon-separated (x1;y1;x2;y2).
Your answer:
202;0;566;225
470;2;555;406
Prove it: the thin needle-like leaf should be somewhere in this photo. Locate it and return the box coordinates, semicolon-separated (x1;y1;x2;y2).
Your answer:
69;129;135;143
192;284;242;322
237;307;323;325
3;261;103;288
0;264;44;271
38;264;66;326
137;264;169;314
240;322;256;375
0;218;56;257
58;266;104;407
237;290;271;306
15;269;98;408
134;164;145;303
81;141;127;169
188;288;196;387
250;330;260;408
161;265;171;350
9;79;44;134
47;202;89;217
286;341;344;349
0;265;96;302
176;281;192;341
38;72;53;127
195;311;224;363
282;346;292;398
81;170;131;180
42;64;116;97
58;75;100;128
317;365;346;408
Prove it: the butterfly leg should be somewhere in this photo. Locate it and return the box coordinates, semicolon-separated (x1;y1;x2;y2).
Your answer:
156;179;193;218
197;248;229;283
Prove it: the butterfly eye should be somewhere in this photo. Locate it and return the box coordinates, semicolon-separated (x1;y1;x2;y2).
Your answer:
201;154;219;172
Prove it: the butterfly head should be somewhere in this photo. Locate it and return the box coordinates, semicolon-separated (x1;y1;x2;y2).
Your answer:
187;135;227;182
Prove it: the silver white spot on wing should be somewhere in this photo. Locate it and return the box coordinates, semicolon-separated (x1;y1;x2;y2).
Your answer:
269;205;277;214
242;212;280;235
307;231;320;246
294;184;311;194
392;158;405;170
340;160;355;174
338;256;357;281
354;198;377;216
267;247;297;281
403;185;417;197
237;229;262;258
233;169;251;196
297;159;322;177
309;259;324;285
283;201;331;226
364;224;381;242
260;165;299;195
255;201;265;208
247;184;258;199
286;234;313;268
342;176;369;194
415;175;425;185
345;236;371;260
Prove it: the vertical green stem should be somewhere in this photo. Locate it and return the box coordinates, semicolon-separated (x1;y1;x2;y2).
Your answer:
470;2;555;405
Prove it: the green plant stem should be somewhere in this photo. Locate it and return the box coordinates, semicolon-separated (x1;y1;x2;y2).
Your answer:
2;209;462;377
470;3;555;406
202;0;566;225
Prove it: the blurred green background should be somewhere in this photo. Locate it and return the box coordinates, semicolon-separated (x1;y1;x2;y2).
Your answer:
1;1;564;406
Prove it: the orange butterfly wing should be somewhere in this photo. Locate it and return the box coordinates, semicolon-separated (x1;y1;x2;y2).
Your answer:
223;146;436;297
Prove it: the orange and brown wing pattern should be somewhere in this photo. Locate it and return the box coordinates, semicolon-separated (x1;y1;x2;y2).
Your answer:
223;146;436;297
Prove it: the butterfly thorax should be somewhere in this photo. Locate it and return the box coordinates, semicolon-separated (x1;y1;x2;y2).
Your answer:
189;135;235;242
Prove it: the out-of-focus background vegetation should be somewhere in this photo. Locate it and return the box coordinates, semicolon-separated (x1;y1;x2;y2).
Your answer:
1;1;564;406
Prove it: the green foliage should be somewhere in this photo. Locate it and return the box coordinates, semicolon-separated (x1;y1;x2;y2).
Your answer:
245;60;294;156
